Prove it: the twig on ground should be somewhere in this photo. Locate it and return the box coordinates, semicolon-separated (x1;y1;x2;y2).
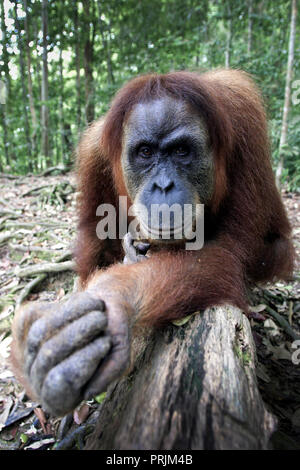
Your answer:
40;165;69;177
5;220;69;229
56;250;73;262
0;232;21;244
46;232;69;245
9;243;67;255
288;301;294;325
0;197;12;207
15;274;47;309
22;184;56;197
0;209;21;217
16;260;75;278
0;174;19;180
265;305;300;340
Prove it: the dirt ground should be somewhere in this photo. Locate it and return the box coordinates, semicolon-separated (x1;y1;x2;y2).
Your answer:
0;172;299;450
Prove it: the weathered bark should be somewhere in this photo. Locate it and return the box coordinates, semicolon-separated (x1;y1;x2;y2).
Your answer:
85;305;276;450
275;0;297;188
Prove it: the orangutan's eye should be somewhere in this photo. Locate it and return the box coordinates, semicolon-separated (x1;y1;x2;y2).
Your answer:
174;145;189;156
138;146;152;158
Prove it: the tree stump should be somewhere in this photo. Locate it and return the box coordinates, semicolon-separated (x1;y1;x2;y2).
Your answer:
85;306;276;450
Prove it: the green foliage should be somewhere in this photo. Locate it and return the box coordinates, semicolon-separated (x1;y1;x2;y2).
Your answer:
0;0;299;188
94;392;106;404
272;116;300;191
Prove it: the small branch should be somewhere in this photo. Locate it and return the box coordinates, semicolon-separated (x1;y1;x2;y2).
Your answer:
16;260;75;278
46;232;69;245
0;197;14;207
0;209;21;217
0;216;18;230
5;221;70;229
56;250;73;262
9;243;70;257
0;232;21;244
40;165;69;177
15;274;47;309
22;184;56;197
265;305;300;340
0;174;19;180
22;181;74;197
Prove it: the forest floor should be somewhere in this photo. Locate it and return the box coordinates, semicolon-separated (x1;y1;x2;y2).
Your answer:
0;172;299;450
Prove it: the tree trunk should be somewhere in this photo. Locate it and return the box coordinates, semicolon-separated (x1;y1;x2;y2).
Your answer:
97;1;115;86
247;0;253;54
82;0;95;124
41;0;50;167
106;19;115;86
0;0;12;167
0;0;11;96
58;36;65;164
0;103;8;171
225;3;232;68
24;0;38;165
33;21;42;101
13;1;32;169
73;1;82;133
275;0;297;188
85;306;276;450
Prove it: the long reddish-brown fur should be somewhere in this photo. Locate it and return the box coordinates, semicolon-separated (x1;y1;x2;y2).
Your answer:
75;69;294;326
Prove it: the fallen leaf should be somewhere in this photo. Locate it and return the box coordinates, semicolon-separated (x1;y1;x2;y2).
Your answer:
57;288;65;300
264;318;280;337
250;304;267;313
172;312;199;326
0;336;12;359
0;305;14;321
0;370;14;380
4;406;35;428
24;437;55;450
0;397;13;431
